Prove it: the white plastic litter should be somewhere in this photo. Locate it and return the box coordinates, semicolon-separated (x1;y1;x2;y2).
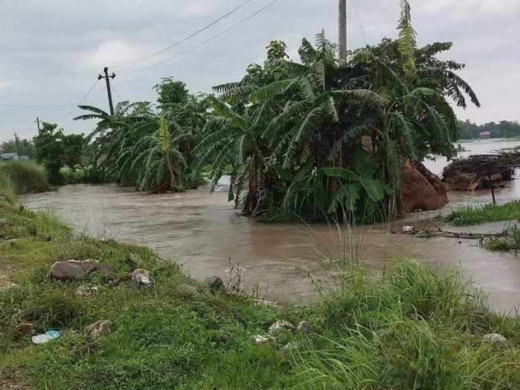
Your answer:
31;330;62;344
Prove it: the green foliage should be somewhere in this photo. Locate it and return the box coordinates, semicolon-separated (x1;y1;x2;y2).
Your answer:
295;260;520;389
445;201;520;226
76;84;207;192
73;1;478;222
0;169;16;204
0;161;49;194
458;119;520;140
33;122;86;185
0;138;36;159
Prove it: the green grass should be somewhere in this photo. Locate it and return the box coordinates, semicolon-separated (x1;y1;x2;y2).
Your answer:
0;170;16;204
445;201;520;226
1;200;520;388
0;161;49;194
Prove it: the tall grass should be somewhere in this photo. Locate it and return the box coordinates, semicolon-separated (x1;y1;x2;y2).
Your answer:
0;169;16;204
445;201;520;226
0;161;49;194
293;260;520;389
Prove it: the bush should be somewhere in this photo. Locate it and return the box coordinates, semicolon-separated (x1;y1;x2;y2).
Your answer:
0;169;16;204
445;201;520;226
0;161;49;194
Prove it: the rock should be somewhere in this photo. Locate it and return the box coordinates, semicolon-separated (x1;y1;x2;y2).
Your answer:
131;269;152;287
296;321;313;333
253;299;282;309
268;320;295;336
252;335;274;345
75;285;99;297
85;320;112;337
0;283;20;293
206;276;225;294
18;322;34;335
401;226;415;234
50;259;98;281
177;284;200;296
482;333;507;344
0;219;7;227
399;160;449;214
281;341;299;351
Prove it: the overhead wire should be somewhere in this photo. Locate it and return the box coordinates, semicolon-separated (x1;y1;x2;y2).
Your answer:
352;0;368;46
52;79;100;124
111;0;257;71
120;0;280;77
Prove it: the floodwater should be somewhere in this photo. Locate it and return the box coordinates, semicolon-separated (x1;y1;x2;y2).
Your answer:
22;139;520;313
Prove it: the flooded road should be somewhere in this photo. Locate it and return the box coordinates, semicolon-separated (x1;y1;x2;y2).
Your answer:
21;139;520;313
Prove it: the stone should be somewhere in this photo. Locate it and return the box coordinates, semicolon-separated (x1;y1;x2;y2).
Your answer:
50;259;98;281
268;320;295;336
401;226;415;234
75;285;99;297
281;341;299;351
85;320;112;337
0;219;7;227
206;276;225;294
18;322;34;335
296;321;313;333
252;335;274;345
131;269;152;287
0;283;20;293
399;160;449;214
482;333;507;344
177;284;200;296
253;299;282;309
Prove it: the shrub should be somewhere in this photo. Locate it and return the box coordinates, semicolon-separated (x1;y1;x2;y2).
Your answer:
0;169;16;203
0;161;49;194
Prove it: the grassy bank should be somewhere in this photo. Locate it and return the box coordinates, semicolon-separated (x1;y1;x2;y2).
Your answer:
445;201;520;226
0;161;49;195
1;192;520;388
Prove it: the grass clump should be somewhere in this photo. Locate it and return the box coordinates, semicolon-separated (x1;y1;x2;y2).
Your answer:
445;201;520;226
0;161;49;194
483;225;520;252
0;170;16;204
294;260;520;389
1;202;520;388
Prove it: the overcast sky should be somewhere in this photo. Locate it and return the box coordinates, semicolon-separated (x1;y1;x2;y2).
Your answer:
0;0;519;142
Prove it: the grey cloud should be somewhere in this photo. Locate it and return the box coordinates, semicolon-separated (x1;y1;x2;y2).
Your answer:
0;0;518;141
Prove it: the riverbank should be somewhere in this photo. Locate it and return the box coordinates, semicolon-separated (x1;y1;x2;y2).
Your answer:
2;191;520;388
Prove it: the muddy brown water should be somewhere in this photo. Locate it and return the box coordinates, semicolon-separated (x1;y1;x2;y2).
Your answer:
21;139;520;313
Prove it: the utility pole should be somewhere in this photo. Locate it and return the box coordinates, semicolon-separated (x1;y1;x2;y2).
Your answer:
98;67;116;116
35;117;41;135
338;0;347;65
14;132;21;159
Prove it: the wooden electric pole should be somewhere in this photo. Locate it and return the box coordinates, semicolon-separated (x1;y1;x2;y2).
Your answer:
338;0;347;64
14;132;21;159
35;117;41;135
98;67;116;116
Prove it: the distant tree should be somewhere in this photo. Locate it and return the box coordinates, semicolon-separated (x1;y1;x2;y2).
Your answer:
0;138;36;159
458;120;520;140
33;122;85;184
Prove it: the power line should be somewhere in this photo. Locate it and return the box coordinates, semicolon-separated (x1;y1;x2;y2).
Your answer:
111;0;257;71
352;0;367;46
52;79;100;124
120;0;280;77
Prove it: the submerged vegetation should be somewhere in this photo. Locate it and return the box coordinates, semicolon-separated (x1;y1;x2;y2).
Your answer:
49;0;478;223
1;193;520;389
445;201;520;226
